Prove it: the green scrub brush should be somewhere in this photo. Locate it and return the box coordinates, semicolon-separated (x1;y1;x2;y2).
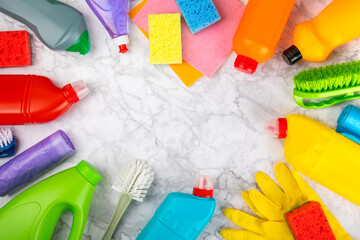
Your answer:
102;160;154;240
293;60;360;109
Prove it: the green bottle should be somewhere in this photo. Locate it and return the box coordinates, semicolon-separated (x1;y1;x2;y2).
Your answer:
0;161;102;240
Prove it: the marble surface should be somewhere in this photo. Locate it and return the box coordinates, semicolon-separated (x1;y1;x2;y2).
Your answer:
0;0;360;239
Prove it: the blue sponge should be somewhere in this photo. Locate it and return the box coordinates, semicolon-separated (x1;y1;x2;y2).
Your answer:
175;0;221;34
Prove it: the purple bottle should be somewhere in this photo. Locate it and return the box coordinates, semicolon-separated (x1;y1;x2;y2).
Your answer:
0;130;75;196
86;0;130;53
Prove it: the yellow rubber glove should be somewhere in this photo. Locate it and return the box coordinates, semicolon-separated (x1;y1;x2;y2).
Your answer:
220;163;352;240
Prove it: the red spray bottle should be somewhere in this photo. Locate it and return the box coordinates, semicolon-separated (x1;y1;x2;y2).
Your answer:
0;75;89;125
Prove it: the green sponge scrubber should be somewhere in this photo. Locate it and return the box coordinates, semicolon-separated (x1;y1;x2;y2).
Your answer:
293;60;360;109
149;14;182;65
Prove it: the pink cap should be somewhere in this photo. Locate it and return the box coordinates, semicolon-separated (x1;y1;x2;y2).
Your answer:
119;44;128;54
264;118;288;138
234;55;258;74
193;175;214;198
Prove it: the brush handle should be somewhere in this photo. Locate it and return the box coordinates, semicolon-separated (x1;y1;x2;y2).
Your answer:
102;192;132;240
294;88;360;109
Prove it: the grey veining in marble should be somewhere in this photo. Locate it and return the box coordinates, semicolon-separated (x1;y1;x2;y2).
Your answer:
0;0;359;239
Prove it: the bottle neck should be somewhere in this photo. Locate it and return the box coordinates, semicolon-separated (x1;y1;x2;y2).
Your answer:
193;187;213;198
278;118;288;138
62;84;79;104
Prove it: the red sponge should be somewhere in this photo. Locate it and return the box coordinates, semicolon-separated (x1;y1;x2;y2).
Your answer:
285;201;336;240
0;31;31;68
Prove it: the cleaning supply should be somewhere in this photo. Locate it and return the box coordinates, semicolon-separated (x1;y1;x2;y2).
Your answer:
102;160;154;240
149;14;182;64
0;160;101;240
0;0;90;55
174;0;220;34
0;127;16;158
265;114;360;207
132;0;245;79
337;105;360;144
0;130;75;197
137;175;216;240
283;0;360;65
85;0;130;54
0;31;31;68
292;60;360;109
232;0;296;74
220;163;351;240
129;0;204;87
285;201;336;240
0;75;89;125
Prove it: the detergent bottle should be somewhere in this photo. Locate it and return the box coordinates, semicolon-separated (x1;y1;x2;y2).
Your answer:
233;0;296;74
283;0;360;65
0;0;90;54
0;75;89;125
86;0;130;53
136;176;216;240
0;160;102;240
265;114;360;207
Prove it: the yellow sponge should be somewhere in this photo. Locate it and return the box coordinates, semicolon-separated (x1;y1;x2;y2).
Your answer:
149;14;182;64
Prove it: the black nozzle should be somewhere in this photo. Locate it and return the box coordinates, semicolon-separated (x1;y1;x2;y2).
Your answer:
282;45;302;65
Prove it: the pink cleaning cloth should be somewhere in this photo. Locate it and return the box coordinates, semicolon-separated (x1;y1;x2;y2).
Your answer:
133;0;245;77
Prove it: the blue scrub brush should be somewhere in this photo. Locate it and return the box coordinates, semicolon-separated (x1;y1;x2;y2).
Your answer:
102;160;154;240
0;128;16;158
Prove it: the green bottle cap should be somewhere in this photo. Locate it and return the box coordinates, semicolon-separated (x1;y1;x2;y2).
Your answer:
76;160;102;186
66;30;91;55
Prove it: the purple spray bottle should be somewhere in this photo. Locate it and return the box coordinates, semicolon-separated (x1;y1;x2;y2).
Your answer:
86;0;130;53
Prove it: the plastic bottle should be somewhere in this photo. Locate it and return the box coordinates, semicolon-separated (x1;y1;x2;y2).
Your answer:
0;130;75;196
85;0;130;53
232;0;296;74
0;160;102;240
136;176;216;240
0;75;89;125
336;105;360;145
283;0;360;65
0;0;90;55
265;114;360;207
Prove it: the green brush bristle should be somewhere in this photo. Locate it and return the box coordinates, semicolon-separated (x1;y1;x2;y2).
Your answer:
293;60;360;92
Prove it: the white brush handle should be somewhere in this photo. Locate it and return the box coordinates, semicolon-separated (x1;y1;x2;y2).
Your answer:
102;192;132;240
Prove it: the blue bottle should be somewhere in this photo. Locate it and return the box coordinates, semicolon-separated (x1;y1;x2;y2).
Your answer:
137;176;216;240
337;105;360;144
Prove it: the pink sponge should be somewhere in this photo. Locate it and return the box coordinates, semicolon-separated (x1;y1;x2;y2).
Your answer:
0;31;31;68
285;201;336;240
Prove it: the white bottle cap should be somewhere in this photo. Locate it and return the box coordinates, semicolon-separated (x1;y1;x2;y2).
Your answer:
264;118;288;138
70;80;89;100
264;119;280;137
113;35;130;46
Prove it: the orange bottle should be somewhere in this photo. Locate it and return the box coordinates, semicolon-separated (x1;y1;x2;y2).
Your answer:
233;0;296;74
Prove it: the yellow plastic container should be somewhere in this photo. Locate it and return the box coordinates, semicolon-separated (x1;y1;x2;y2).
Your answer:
265;114;360;206
283;0;360;65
